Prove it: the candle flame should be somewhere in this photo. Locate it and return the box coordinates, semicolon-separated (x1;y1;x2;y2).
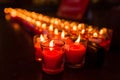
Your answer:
35;21;41;26
78;23;85;30
99;29;104;35
54;28;59;35
93;32;98;37
81;29;85;34
88;26;93;32
38;15;43;20
49;40;54;51
99;28;107;35
54;20;59;25
65;26;69;30
49;24;53;31
40;34;45;42
42;23;46;29
78;24;82;30
73;26;77;31
61;30;65;39
75;34;81;43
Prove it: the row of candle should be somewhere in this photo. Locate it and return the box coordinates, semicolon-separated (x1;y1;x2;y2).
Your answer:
4;8;112;44
34;33;87;74
4;8;112;74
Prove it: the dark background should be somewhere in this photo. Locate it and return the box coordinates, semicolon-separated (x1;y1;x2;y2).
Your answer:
0;0;120;80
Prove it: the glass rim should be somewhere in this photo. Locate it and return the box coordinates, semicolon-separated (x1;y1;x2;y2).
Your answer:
40;39;65;48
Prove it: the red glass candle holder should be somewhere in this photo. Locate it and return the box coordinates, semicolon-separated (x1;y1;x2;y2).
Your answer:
41;39;65;74
65;39;87;68
33;35;42;62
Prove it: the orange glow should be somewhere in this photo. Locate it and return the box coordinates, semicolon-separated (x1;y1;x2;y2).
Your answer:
38;15;43;20
12;23;20;31
81;29;85;34
10;10;16;17
88;26;93;32
26;17;32;22
99;29;104;35
75;34;81;43
40;34;45;42
65;26;69;30
5;15;11;21
49;40;54;51
73;25;77;31
43;16;49;22
50;18;55;24
49;24;53;31
99;28;107;35
93;32;98;37
78;23;85;30
61;30;65;39
31;19;36;24
78;24;82;30
42;23;46;29
70;22;76;27
37;58;42;61
54;28;59;35
35;21;41;27
54;20;59;25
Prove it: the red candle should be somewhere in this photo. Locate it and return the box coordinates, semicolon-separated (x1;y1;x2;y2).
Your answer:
65;43;86;68
33;34;45;62
34;42;42;61
65;35;86;68
42;40;64;74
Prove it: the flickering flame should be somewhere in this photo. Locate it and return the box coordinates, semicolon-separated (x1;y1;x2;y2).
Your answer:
54;20;59;25
99;29;104;35
73;26;77;31
40;34;45;42
81;29;85;34
43;34;48;40
93;32;98;37
65;26;69;30
78;23;85;30
54;28;59;35
88;26;93;32
70;22;76;27
51;19;54;24
99;28;107;35
42;23;46;29
38;15;43;20
35;21;41;26
61;23;64;28
61;30;65;39
49;24;53;31
75;34;81;43
78;24;82;30
49;40;54;51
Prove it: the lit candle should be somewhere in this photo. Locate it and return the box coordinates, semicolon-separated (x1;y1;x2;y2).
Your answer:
99;28;111;51
41;40;64;74
53;28;60;39
89;32;102;44
78;23;85;30
61;30;72;44
71;25;78;35
34;34;45;61
48;24;54;39
65;35;86;68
